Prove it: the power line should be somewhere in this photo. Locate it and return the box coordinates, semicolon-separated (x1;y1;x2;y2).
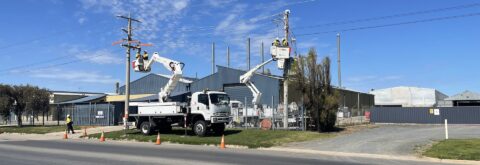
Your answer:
150;0;316;34
180;3;480;43
293;3;480;30
0;48;123;74
295;12;480;37
0;20;112;51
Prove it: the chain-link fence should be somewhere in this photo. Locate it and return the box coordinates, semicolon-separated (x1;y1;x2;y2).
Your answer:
0;103;119;126
61;103;116;126
226;97;371;130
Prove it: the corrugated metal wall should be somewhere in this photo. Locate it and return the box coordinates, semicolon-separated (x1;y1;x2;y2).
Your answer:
191;66;281;106
224;85;253;106
118;74;191;95
371;107;480;124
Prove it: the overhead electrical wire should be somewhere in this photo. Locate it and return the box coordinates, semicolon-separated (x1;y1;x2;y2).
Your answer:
295;12;480;37
0;20;113;51
293;2;480;29
3;2;479;73
0;46;123;74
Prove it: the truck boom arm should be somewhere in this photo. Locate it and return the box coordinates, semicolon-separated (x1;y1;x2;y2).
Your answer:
239;58;274;105
134;52;184;103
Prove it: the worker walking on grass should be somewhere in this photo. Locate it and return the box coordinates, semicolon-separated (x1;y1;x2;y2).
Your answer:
66;114;75;134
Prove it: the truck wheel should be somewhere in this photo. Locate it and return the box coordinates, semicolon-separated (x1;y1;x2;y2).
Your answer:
212;123;225;135
193;120;207;137
140;121;152;135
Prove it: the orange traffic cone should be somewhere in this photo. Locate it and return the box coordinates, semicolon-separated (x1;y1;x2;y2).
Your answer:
220;134;225;149
83;128;88;137
100;131;105;142
155;132;161;145
63;129;68;139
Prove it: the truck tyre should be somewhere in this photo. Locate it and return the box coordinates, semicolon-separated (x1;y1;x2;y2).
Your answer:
193;120;207;137
140;121;152;135
212;123;225;135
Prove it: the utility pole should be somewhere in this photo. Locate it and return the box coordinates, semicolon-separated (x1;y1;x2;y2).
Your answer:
261;42;264;74
247;38;251;70
283;10;290;129
212;42;215;74
117;14;141;133
227;46;230;68
337;33;342;88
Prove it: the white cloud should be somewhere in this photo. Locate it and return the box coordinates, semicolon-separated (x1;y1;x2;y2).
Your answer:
66;46;122;65
30;69;120;84
75;49;122;64
79;0;190;42
173;1;188;10
205;0;235;8
75;12;87;24
78;17;87;24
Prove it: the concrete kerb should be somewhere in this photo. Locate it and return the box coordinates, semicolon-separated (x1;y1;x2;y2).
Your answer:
0;126;125;140
260;147;479;165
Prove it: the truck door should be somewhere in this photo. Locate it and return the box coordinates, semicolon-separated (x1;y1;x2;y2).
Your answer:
196;94;209;111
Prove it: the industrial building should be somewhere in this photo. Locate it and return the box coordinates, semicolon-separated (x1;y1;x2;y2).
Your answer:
114;65;373;114
336;88;375;116
117;66;281;106
369;86;448;107
37;65;375;127
439;90;480;107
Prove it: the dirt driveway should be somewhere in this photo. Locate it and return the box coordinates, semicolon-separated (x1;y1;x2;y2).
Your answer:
283;124;480;156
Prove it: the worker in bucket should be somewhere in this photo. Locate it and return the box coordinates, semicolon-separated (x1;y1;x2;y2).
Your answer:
272;38;280;46
282;38;288;47
66;114;75;134
142;51;149;60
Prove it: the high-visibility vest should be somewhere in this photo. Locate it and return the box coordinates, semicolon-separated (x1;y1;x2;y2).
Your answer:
143;53;149;60
66;117;71;124
273;40;280;46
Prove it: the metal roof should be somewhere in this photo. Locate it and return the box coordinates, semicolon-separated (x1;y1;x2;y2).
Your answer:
57;94;106;104
156;74;194;83
50;90;105;96
118;73;191;95
445;90;480;101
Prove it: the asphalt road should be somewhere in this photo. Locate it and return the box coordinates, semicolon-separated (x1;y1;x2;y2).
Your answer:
0;139;453;165
285;124;480;156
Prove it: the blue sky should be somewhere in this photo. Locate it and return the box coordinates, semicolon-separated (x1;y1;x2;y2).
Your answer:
0;0;479;96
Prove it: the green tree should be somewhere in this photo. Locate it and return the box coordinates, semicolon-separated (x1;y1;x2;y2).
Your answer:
290;48;339;132
28;87;50;125
0;84;14;124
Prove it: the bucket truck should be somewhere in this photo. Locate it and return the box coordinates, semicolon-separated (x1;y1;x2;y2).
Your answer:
129;52;231;137
239;42;291;107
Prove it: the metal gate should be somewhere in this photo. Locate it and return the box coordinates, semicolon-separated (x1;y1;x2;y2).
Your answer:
62;103;115;126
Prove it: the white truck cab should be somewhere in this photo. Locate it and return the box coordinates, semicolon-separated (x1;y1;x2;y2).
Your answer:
190;90;230;124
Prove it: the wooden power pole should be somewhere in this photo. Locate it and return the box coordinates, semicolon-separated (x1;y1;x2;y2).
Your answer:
117;14;141;133
283;10;290;129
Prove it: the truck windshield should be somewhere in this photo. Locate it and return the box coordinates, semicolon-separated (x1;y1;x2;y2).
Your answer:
210;94;230;105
